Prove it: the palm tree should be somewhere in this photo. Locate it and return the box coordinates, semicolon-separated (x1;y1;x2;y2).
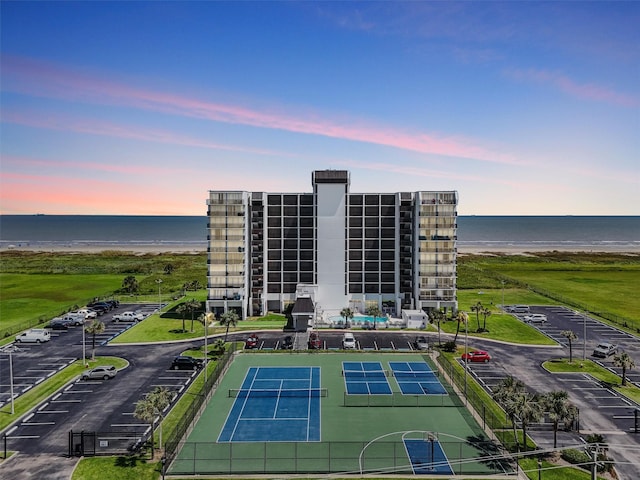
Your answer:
84;320;105;360
134;386;174;455
513;392;545;452
366;305;382;330
176;303;188;333
544;390;578;449
492;376;527;451
481;306;492;332
212;338;226;356
471;302;482;331
134;397;156;454
453;311;468;344
613;352;635;386
340;307;354;328
561;330;578;363
183;298;201;332
429;309;445;346
219;310;239;341
121;275;139;295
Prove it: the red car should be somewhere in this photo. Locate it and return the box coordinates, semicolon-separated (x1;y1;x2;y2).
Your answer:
308;331;322;349
462;350;491;363
245;334;259;349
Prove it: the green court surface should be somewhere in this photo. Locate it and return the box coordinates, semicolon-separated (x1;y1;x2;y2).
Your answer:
169;352;512;476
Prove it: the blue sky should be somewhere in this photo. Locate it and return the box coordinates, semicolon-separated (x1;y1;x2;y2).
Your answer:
1;1;638;215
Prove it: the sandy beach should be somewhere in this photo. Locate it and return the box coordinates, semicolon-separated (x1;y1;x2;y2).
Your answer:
1;243;639;255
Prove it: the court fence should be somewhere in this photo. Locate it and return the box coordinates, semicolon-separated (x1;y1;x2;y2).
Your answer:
169;439;516;476
163;342;239;464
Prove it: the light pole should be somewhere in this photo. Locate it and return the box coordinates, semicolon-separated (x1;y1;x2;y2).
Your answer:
82;320;87;367
583;313;587;361
501;280;505;308
464;315;468;405
156;278;163;313
6;345;19;414
204;312;213;384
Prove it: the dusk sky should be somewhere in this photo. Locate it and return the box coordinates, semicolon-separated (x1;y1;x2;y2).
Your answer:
1;1;638;216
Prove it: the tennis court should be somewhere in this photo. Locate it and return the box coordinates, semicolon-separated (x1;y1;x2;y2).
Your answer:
390;360;448;395
169;353;512;476
342;361;392;394
218;366;321;442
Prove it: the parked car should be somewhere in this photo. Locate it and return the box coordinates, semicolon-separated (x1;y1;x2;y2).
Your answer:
48;319;69;330
592;342;618;358
85;303;109;315
281;335;294;350
112;311;144;322
81;365;117;380
170;356;203;370
245;334;259;349
414;336;429;351
75;309;98;319
15;329;51;344
342;332;356;349
511;305;530;314
524;314;547;324
462;350;492;363
308;331;322;349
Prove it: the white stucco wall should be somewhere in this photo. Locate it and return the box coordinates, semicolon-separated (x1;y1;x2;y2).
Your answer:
316;183;347;312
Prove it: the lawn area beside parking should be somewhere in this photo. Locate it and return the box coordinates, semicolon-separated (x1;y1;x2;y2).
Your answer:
0;356;128;431
460;253;640;331
543;358;640;404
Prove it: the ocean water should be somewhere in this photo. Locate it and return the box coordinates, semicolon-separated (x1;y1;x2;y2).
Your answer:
0;215;638;250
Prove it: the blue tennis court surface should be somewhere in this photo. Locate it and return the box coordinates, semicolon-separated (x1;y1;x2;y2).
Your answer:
404;438;454;475
343;361;392;395
218;366;321;442
390;361;447;395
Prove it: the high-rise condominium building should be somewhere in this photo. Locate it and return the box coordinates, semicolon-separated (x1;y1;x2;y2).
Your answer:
207;170;457;325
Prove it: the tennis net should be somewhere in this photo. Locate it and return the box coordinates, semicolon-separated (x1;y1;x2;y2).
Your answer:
229;388;328;398
342;370;391;379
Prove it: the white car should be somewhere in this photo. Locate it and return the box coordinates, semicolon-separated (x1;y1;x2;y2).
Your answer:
75;309;98;319
112;311;144;322
342;332;357;349
592;342;618;358
15;329;51;344
524;314;547;324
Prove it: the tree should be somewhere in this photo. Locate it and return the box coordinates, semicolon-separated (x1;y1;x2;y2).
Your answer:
219;310;239;341
122;275;139;295
163;263;174;275
453;311;468;344
340;307;354;328
561;330;578;363
183;298;201;332
493;376;526;451
429;309;446;346
471;302;483;331
365;305;382;330
544;390;578;449
481;306;492;332
613;352;635;386
513;391;545;452
84;320;105;360
176;304;188;333
133;386;173;456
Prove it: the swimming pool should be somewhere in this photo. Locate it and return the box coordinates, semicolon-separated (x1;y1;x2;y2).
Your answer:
329;315;387;324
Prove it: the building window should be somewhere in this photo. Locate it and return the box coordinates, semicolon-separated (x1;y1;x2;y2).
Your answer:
365;195;379;205
267;206;281;216
349;217;362;227
284;206;297;216
349;195;363;205
349;251;362;260
349;206;363;216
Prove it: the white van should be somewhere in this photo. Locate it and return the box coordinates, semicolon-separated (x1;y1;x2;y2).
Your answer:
512;305;530;314
342;332;357;349
15;329;51;344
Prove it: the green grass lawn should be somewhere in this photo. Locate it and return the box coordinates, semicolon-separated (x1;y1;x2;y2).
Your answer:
72;455;161;480
543;358;640;404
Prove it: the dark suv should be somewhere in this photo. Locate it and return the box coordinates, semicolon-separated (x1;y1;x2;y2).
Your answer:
170;356;204;370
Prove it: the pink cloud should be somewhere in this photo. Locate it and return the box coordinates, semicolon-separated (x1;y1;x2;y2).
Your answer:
2;110;287;157
1;55;519;165
505;68;640;108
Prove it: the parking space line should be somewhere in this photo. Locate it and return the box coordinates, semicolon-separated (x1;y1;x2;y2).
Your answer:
51;399;82;403
35;410;68;414
22;422;56;426
7;435;40;439
110;423;149;428
63;390;93;394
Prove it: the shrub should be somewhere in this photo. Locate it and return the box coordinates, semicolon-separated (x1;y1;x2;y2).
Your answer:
561;448;590;467
441;340;457;352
